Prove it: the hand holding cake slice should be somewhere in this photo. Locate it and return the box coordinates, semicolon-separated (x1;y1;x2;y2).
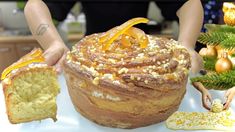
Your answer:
1;48;60;124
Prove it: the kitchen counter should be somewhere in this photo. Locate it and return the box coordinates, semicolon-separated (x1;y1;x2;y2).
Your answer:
0;75;234;132
0;33;173;44
0;33;84;44
0;33;84;74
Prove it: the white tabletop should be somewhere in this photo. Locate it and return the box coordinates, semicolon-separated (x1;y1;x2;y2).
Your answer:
0;75;234;132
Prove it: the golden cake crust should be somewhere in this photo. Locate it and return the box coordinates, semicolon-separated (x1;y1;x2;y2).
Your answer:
63;34;190;128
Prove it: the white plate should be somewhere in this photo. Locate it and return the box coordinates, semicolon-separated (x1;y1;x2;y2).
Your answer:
0;75;234;132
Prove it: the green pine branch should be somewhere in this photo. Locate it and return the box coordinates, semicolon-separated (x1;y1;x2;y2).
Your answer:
198;32;235;50
203;57;217;71
198;32;230;45
191;70;235;90
231;53;235;57
220;36;235;50
204;24;235;33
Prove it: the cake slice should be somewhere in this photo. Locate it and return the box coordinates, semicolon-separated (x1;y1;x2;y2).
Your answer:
1;48;60;124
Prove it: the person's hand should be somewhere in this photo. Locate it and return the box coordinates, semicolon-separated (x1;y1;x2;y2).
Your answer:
188;49;204;74
179;41;204;74
43;41;69;73
192;82;212;110
224;87;235;110
201;89;212;110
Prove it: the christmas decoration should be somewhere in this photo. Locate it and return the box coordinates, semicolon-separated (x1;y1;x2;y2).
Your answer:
223;2;235;26
215;52;233;73
198;31;235;50
223;2;235;13
199;48;209;56
203;56;217;71
191;70;235;90
224;11;235;26
191;2;235;90
199;45;217;57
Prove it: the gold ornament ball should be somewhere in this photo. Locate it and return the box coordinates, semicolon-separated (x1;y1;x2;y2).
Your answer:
199;48;208;56
223;2;235;13
215;53;233;73
224;11;235;26
199;46;217;57
206;46;217;57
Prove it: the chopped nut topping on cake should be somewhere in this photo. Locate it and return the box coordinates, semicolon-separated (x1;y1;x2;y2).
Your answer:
102;74;114;80
118;68;129;74
91;91;121;101
157;61;161;65
144;80;148;84
113;80;121;85
83;66;99;77
108;58;116;64
92;91;104;98
106;94;121;101
66;32;190;91
92;77;100;85
130;75;135;80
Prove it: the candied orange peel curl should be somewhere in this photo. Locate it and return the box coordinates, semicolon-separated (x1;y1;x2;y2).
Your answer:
124;27;149;48
1;48;45;80
99;17;149;50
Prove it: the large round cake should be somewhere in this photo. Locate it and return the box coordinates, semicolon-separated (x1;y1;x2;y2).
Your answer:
63;18;191;129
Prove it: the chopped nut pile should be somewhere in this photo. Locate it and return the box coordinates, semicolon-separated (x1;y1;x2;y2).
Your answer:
211;99;224;113
166;109;235;131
